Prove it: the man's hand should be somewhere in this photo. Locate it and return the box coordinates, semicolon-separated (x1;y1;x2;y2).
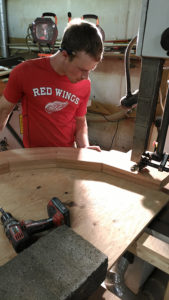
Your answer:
85;145;101;152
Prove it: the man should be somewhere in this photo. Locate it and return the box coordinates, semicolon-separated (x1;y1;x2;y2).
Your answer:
0;18;103;151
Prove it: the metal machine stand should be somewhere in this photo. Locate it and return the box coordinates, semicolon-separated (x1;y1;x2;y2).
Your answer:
131;57;169;172
131;57;164;163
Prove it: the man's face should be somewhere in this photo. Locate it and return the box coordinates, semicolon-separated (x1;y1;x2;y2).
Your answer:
64;51;99;83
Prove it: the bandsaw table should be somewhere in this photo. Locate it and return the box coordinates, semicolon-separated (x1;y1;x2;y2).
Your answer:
0;147;168;268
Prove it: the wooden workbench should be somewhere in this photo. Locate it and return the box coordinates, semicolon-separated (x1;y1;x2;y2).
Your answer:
0;147;168;269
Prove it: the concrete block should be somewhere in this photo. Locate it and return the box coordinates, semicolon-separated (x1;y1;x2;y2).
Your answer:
0;225;108;300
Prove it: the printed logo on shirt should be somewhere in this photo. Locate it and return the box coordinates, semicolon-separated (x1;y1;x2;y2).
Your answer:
32;87;80;105
45;101;68;114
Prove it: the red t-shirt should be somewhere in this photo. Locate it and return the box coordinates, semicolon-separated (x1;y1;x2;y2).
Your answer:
4;57;90;147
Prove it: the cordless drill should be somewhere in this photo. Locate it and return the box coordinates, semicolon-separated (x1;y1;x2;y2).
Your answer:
0;197;70;253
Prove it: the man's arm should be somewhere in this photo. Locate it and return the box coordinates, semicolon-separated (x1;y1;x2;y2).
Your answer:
75;116;101;151
0;95;15;131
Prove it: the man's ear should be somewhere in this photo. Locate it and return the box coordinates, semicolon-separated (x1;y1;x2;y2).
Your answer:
61;50;69;59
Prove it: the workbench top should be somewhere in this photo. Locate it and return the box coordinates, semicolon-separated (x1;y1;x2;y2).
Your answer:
0;147;168;268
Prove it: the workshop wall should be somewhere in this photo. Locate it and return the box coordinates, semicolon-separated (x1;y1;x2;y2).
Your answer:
7;0;141;40
90;55;141;106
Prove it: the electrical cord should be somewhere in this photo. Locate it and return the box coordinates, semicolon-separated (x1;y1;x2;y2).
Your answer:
109;120;119;150
102;114;126;122
25;25;34;52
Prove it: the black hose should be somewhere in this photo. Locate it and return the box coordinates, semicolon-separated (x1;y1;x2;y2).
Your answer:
120;36;139;108
125;36;137;96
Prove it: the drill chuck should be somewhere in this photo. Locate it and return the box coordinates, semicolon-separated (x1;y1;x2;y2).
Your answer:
0;208;12;224
0;207;30;253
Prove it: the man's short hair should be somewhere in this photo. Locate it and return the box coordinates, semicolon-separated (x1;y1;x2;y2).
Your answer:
61;18;104;62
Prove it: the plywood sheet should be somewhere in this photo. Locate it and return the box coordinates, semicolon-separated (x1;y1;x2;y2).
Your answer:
0;148;168;269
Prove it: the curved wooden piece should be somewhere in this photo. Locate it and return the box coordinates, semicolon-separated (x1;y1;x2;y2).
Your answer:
0;147;168;268
0;147;168;189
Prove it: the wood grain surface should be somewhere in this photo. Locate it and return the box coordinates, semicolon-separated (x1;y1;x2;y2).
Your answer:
0;147;168;268
129;232;169;274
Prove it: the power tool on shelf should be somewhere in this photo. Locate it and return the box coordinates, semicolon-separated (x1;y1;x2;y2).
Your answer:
26;12;58;57
0;197;70;253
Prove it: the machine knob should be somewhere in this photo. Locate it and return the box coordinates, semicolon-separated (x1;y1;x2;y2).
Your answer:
161;27;169;55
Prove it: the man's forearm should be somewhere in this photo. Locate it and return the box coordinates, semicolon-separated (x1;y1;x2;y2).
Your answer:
0;114;9;131
75;116;101;152
0;96;15;131
76;130;90;148
75;116;90;148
